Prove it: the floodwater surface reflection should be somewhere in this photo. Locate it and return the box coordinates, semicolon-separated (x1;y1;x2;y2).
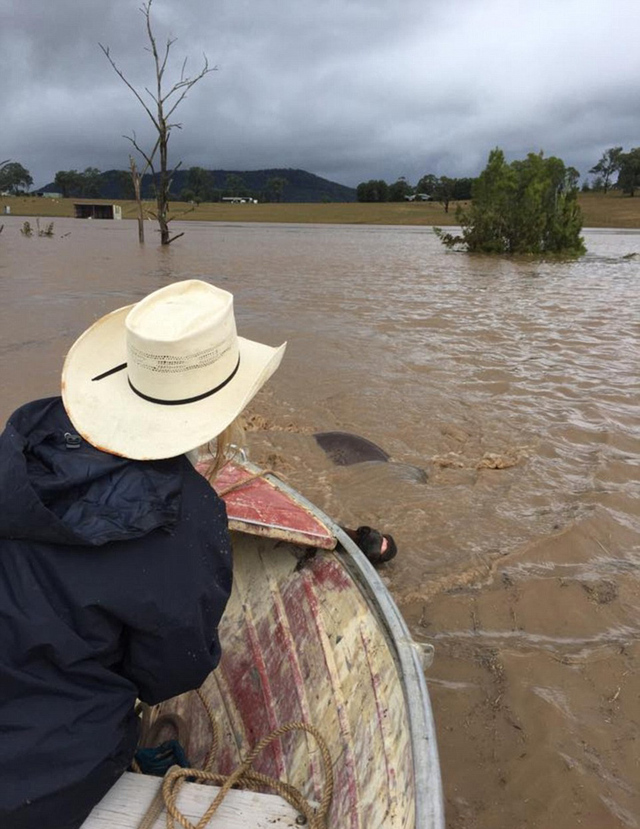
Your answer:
1;216;639;829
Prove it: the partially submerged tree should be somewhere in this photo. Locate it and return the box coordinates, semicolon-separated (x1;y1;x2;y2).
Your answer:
436;149;585;256
129;155;148;243
100;0;215;244
0;161;8;233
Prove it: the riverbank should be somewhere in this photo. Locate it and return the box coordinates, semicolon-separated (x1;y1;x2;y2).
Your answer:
2;191;640;228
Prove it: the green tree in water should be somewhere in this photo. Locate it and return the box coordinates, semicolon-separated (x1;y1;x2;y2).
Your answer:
437;149;585;255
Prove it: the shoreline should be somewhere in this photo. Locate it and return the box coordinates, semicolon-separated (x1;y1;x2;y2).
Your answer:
2;192;640;229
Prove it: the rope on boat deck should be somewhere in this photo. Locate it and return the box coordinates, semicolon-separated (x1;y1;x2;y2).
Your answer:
136;688;334;829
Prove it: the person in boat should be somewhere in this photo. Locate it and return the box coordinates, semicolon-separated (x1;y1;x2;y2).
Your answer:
0;280;285;829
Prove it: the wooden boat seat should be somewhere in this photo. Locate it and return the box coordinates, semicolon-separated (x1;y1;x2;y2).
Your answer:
81;771;301;828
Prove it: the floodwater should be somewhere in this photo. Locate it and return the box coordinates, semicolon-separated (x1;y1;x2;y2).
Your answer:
1;216;639;828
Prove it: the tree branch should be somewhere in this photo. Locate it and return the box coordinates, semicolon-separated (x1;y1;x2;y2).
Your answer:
99;43;161;132
163;62;215;119
167;205;195;221
104;0;213;245
124;133;160;175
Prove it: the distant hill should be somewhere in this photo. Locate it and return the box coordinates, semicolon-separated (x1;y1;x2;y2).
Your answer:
38;167;356;203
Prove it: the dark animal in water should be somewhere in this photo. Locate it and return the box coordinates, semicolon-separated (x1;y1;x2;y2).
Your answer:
341;526;398;565
314;431;428;484
310;433;408;567
314;431;391;466
295;525;398;570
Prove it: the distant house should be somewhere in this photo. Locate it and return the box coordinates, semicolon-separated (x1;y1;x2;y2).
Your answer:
37;192;63;199
74;203;122;220
221;196;258;204
405;193;432;202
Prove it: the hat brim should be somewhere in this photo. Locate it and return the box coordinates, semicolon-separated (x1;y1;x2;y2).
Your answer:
62;304;286;460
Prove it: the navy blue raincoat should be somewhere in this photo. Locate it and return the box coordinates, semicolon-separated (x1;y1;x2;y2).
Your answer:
0;397;233;829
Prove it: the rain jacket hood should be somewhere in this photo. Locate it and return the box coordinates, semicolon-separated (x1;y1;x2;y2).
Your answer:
0;396;182;546
0;397;232;829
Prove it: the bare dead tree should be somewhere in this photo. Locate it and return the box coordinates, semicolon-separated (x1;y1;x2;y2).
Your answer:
129;153;148;244
100;0;215;245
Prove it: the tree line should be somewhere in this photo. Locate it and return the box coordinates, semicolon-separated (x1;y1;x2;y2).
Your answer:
0;0;636;253
0;163;288;204
3;146;640;204
176;169;288;204
584;146;640;197
50;167;289;203
357;145;640;207
356;175;473;211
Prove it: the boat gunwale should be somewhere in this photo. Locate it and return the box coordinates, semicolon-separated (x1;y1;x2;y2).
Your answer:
232;461;445;829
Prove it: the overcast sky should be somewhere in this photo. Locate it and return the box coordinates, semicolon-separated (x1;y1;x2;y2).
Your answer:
1;0;639;190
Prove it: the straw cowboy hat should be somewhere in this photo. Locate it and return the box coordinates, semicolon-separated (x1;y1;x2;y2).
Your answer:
62;280;286;460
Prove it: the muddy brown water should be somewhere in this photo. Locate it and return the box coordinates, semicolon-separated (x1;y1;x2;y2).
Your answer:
1;216;639;827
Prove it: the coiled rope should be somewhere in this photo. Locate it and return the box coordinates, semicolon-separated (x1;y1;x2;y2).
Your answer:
136;688;333;829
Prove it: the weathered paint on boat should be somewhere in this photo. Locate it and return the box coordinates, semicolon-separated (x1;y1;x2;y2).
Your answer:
204;459;337;550
149;462;444;829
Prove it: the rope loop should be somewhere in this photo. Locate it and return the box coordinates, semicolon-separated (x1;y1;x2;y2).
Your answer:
137;692;333;829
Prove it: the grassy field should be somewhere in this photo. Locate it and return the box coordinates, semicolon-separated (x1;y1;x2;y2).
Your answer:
3;191;640;228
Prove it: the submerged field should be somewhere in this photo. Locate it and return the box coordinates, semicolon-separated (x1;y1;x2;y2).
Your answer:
1;218;638;829
3;191;640;228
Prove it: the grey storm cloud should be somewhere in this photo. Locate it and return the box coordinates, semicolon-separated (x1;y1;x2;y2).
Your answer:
1;0;640;189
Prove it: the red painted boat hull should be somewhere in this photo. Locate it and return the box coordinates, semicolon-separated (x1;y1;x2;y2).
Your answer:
151;463;444;829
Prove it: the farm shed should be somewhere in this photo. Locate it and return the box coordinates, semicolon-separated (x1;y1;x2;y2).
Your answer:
74;203;122;220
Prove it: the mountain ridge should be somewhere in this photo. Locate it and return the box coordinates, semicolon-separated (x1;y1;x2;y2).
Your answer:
38;167;357;203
